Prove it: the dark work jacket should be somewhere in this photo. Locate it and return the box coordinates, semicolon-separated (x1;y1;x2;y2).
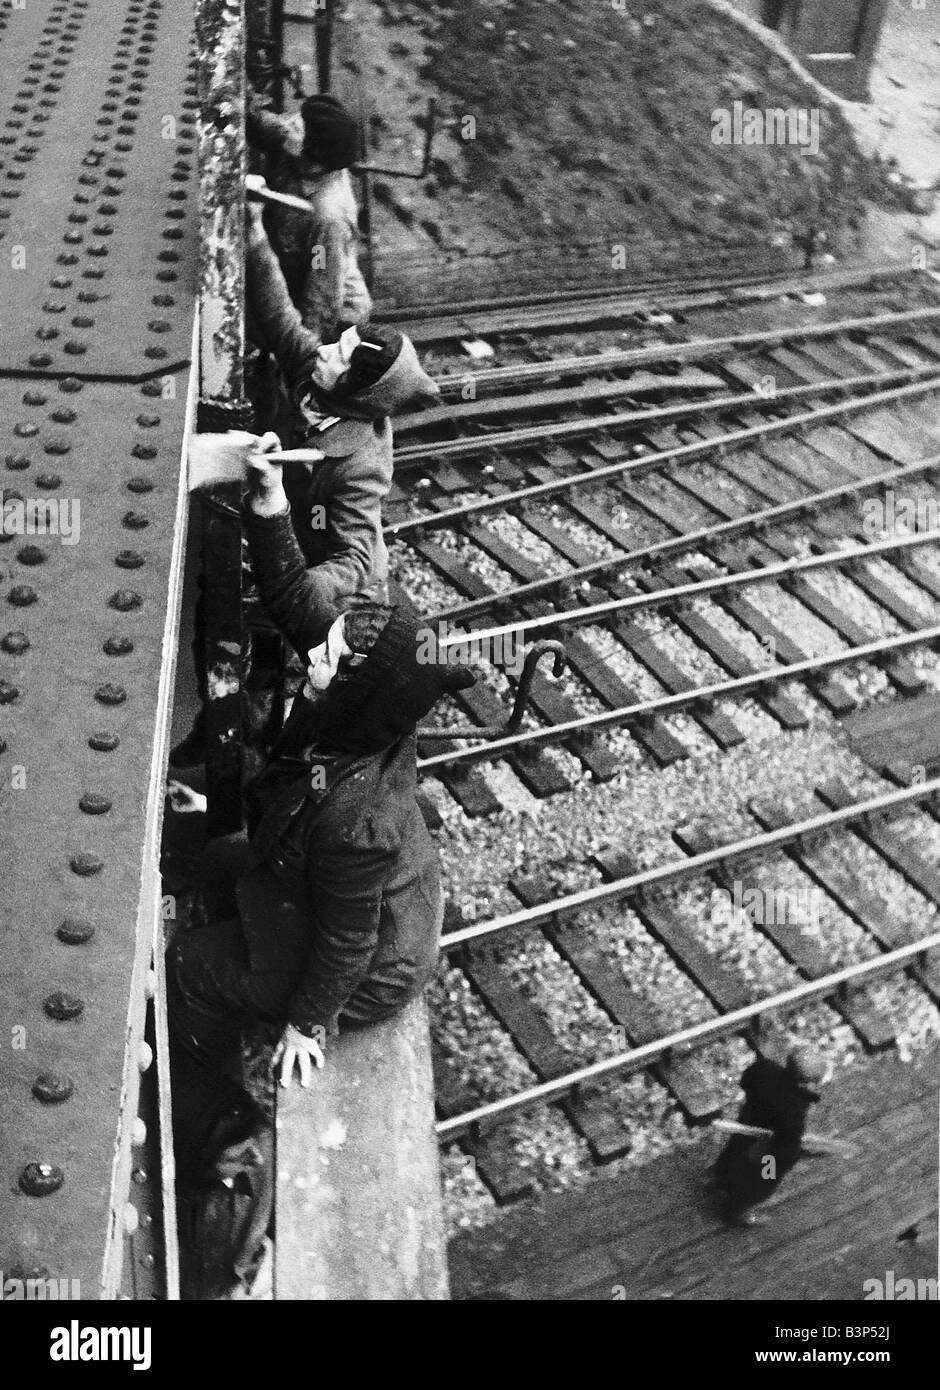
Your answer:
715;1056;814;1203
236;507;442;1034
235;729;442;1035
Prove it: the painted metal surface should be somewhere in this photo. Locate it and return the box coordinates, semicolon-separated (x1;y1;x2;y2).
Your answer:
0;0;197;1298
0;0;198;377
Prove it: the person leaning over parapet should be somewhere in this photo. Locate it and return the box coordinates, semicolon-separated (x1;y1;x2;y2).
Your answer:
166;433;474;1191
244;188;438;594
169;193;438;768
246;87;372;338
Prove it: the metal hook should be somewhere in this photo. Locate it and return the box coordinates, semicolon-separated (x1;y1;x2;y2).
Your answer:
416;640;567;741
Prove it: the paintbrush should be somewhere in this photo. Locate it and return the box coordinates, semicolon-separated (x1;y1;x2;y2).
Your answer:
188;432;325;491
245;173;316;215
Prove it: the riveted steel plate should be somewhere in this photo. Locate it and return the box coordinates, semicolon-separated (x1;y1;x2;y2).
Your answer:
0;367;193;1294
0;0;198;1297
0;0;198;378
0;365;195;1293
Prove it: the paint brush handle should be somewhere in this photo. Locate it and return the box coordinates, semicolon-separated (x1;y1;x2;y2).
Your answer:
245;173;316;214
188;433;324;491
266;449;326;463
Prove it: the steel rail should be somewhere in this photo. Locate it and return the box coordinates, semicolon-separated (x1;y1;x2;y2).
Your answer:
398;365;729;433
439;776;940;951
431;528;940;650
392;362;940;469
377;252;796;323
385;375;940;534
429;305;940;394
418;622;940;770
382;257;921;333
435;929;940;1137
428;452;940;624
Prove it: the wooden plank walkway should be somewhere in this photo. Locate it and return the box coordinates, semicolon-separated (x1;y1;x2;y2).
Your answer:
844;692;940;780
447;1049;938;1300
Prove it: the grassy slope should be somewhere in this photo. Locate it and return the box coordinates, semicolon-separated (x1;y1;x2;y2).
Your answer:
392;0;900;253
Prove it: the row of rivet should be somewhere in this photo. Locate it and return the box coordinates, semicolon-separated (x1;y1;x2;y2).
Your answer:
2;379;166;1199
0;0;90;232
8;0;173;1203
28;1;186;369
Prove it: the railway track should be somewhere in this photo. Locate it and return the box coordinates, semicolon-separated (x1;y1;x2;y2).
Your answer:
386;272;940;813
272;0;940;1255
430;763;940;1205
381;258;940;344
381;265;940;1207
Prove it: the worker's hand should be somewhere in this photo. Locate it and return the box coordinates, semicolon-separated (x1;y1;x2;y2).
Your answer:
273;1024;326;1088
166;779;207;814
245;430;282;490
245;176;269;244
245;432;288;516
